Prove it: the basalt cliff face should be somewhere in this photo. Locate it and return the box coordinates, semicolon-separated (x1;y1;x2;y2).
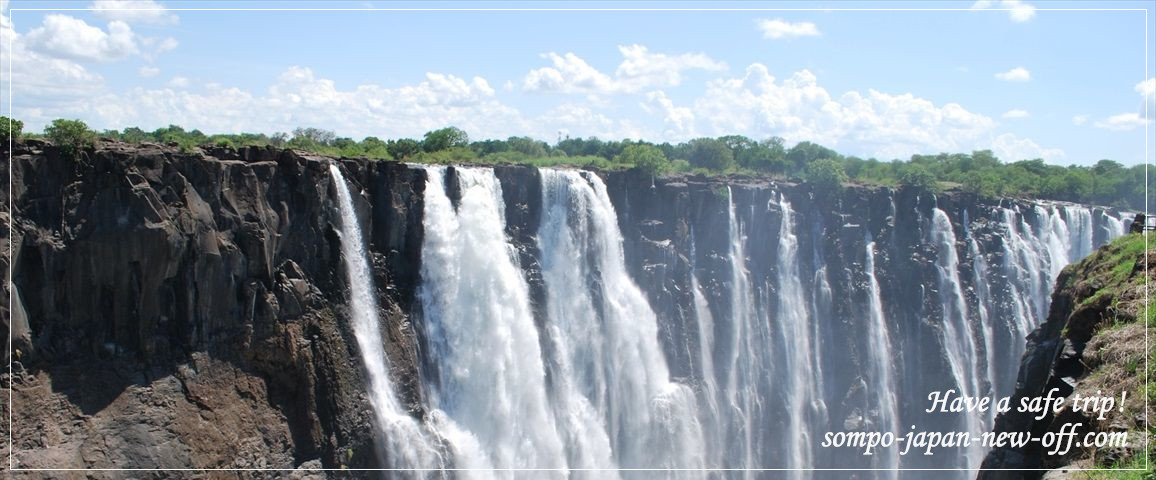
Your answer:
3;140;1130;477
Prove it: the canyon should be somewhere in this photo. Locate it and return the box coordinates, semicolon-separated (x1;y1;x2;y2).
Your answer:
3;140;1133;478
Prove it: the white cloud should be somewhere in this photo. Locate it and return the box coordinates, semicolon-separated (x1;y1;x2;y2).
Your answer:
995;67;1031;82
972;0;1036;22
92;0;178;26
167;76;189;88
1138;77;1156;116
523;44;725;95
1;8;106;118
688;64;1024;160
24;14;139;62
991;133;1063;161
140;36;178;59
756;18;821;39
1072;115;1087;126
1137;77;1156;98
139;66;159;77
1094;113;1149;131
1002;109;1029;119
643;91;696;138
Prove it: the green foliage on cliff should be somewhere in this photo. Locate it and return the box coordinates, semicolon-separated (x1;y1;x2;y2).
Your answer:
45;119;96;158
1058;233;1154;474
616;144;670;177
803;158;848;191
19;116;1151;210
2;116;23;143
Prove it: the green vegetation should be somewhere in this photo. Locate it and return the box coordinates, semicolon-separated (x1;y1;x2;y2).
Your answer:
1067;233;1153;476
2;116;23;143
12;117;1150;210
616;143;670;177
44;119;96;158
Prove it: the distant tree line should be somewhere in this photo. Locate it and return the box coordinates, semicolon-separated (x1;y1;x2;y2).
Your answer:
3;116;1147;211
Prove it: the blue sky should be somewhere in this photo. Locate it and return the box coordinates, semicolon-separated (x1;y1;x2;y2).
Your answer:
2;0;1153;165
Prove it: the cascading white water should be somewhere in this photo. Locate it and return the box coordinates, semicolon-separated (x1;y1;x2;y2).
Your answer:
365;164;1130;476
328;164;442;470
864;235;900;478
929;208;985;470
964;216;996;427
690;271;724;471
418;166;568;474
775;194;825;478
537;169;705;475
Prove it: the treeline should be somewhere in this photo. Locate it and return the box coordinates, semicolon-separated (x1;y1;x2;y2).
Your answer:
3;117;1147;211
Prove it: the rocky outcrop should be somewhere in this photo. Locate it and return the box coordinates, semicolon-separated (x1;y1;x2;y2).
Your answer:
979;234;1153;478
7;140;425;473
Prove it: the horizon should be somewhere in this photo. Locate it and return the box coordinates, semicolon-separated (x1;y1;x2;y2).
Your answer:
2;0;1154;166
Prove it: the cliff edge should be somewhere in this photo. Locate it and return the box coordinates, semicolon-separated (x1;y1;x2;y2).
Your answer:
980;232;1154;478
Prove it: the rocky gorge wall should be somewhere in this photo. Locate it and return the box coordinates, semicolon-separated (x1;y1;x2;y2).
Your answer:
4;140;1131;475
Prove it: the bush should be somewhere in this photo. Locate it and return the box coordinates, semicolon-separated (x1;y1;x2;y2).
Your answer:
688;138;735;171
803;158;848;191
898;164;939;191
45;118;96;158
1;116;23;143
617;144;670;177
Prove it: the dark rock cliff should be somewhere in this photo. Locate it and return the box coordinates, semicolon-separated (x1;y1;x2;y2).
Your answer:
4;140;1129;474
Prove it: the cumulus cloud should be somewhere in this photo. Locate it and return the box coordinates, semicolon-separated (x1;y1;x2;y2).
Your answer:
1072;115;1087;126
642;91;696;138
756;18;821;39
523;44;725;95
687;64;1011;159
24;15;139;62
57;67;527;140
92;0;178;26
21;13;176;63
1094;113;1148;131
995;67;1031;82
139;66;159;77
972;0;1036;22
1;8;106;118
991;132;1064;161
1002;109;1029;119
1138;77;1155;116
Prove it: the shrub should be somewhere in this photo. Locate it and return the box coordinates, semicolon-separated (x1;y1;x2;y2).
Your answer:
803;158;848;190
1;116;23;143
617;144;670;177
45;118;96;158
898;164;939;191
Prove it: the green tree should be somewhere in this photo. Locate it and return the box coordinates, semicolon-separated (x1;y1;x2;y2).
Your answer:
421;127;469;152
898;164;938;191
120;126;148;143
787;141;840;175
803;158;848;191
387;138;421;160
1;116;23;143
617;143;670;177
290;127;336;148
45;118;96;158
688;138;734;171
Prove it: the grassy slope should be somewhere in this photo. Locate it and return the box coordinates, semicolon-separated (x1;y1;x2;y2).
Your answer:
1056;233;1154;478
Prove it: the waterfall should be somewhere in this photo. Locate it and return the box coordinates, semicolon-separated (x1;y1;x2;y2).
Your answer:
929;208;984;469
418;166;568;473
364;165;1129;475
864;234;899;478
328;164;441;470
537;169;705;474
776;194;825;477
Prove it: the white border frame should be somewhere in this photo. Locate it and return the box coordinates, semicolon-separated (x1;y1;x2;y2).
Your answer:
3;2;1151;475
